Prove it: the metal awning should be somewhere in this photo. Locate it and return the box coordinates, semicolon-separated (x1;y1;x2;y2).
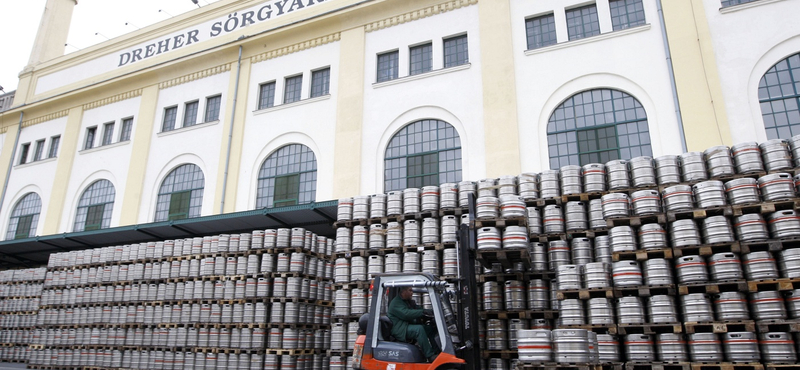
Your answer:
0;201;338;269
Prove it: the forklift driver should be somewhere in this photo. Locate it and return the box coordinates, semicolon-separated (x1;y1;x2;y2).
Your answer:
387;286;440;362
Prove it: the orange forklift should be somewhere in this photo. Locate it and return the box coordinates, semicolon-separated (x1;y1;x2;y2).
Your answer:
353;196;484;370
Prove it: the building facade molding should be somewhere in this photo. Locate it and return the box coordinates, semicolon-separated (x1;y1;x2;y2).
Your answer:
21;110;70;129
364;0;479;33
82;89;143;111
158;65;232;90
251;33;341;64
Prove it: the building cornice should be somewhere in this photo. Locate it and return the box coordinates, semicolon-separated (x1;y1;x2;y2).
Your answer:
82;89;144;111
158;64;233;90
251;33;342;64
364;0;478;33
20;110;70;129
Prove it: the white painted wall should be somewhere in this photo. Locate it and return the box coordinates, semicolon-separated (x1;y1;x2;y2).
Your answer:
139;72;230;223
60;97;141;232
1;117;67;238
701;0;800;144
510;0;684;172
361;5;485;194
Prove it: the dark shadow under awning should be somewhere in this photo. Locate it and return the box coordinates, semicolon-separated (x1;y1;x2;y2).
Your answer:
0;201;337;269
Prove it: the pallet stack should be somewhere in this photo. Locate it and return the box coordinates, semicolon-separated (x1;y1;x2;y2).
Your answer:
0;267;46;364
23;229;335;370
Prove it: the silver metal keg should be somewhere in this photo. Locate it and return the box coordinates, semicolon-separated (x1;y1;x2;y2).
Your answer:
552;329;590;363
657;333;688;361
688;333;723;362
791;135;800;167
723;332;761;362
540;170;560;199
421;186;440;212
670;220;701;248
438;183;458;209
743;251;779;280
713;291;750;321
587;298;615;325
675;255;708;284
337;198;353;222
760;173;796;201
613;261;643;287
558;299;585;325
595;236;612;264
760;139;794;172
584;262;611;289
731;142;765;174
606;160;631;190
589;199;606;229
709;252;743;281
565;201;588;231
517;329;552;363
505;281;527;310
458;181;477;208
386;191;403;216
476;197;500;219
559;165;583;195
705;146;736;178
527;207;543;235
602;193;630;219
528;279;550;310
352;196;370;220
750;291;787;320
557;265;582;290
681;293;714;322
610;226;636;253
681;152;708;182
655;155;681;185
370;194;387;218
725;178;761;206
498;175;518;197
403;188;421;214
787;289;800;319
639;224;668;251
625;334;655;362
662;184;694;213
518;173;540;200
478;178;498;198
702;216;735;244
631;190;661;216
477;227;502;250
422;218;439;244
571;238;593;267
421;250;439;275
503;226;529;249
483;282;504;311
583;163;607;193
548;241;571;271
543;205;565;234
597;334;621;362
530;242;548;272
735;214;770;241
403;251;420;272
694;180;727;208
617;296;646;324
630;156;657;188
760;332;797;363
648;295;679;323
486;319;507;350
769;210;800;238
643;259;674;286
500;195;526;218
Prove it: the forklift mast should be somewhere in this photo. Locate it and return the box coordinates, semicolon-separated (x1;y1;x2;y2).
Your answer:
455;193;482;370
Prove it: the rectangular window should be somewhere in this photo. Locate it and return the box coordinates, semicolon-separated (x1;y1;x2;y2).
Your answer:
258;82;276;109
183;101;199;127
15;215;34;240
204;95;221;122
84;127;97;150
274;174;300;208
566;4;601;41
407;153;439;188
48;136;60;158
120;117;133;142
310;68;331;98
721;0;759;7
577;126;620;165
610;0;646;30
284;75;303;104
377;51;399;83
102;122;115;146
410;43;433;75
526;13;558;50
33;140;45;162
162;106;178;132
168;191;192;221
19;143;30;165
84;204;105;231
443;34;469;68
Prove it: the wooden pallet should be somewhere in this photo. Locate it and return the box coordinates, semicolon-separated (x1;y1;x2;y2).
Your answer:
672;242;742;257
556;287;615;300
612;248;673;262
481;309;559;320
616;323;682;334
474;216;528;228
747;277;800;292
624;362;692;370
516;362;604;370
555;323;617;334
667;205;733;222
683;320;755;334
606;214;667;228
690;363;763;370
477;248;532;270
755;319;800;333
678;280;748;295
731;199;800;216
764;364;800;370
614;284;676;297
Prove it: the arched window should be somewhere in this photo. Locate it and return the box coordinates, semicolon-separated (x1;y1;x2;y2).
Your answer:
6;193;41;240
74;180;115;232
759;52;800;139
154;164;204;221
547;88;652;168
384;119;462;191
256;144;317;208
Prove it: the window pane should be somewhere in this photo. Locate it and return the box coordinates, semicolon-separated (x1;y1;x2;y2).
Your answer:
759;52;800;140
48;136;60;158
183;101;198;127
102;122;115;145
33;140;45;161
84;204;105;231
84;127;96;150
384;120;462;191
162;106;177;132
410;43;433;75
6;193;41;240
274;174;300;207
259;82;276;109
566;4;601;41
257;144;317;208
721;0;760;7
444;35;468;68
526;13;557;50
120;118;133;141
74;180;116;232
310;68;331;98
284;75;303;103
205;95;221;122
19;144;29;165
610;0;646;30
377;51;399;82
168;191;191;221
155;164;204;222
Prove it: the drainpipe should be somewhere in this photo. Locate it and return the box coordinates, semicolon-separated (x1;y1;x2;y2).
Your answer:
220;45;243;214
657;0;688;153
0;112;24;215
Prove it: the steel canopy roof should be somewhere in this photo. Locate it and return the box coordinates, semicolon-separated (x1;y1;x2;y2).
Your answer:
0;201;338;269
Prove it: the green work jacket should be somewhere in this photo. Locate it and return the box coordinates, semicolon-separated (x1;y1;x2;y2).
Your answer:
387;295;424;341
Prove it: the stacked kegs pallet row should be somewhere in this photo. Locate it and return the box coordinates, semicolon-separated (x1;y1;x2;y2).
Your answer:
0;267;46;363
25;229;336;370
517;136;800;370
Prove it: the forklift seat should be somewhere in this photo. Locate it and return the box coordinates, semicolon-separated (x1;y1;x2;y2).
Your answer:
379;316;396;341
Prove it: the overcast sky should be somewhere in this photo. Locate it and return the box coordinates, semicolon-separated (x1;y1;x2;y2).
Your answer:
1;0;220;93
